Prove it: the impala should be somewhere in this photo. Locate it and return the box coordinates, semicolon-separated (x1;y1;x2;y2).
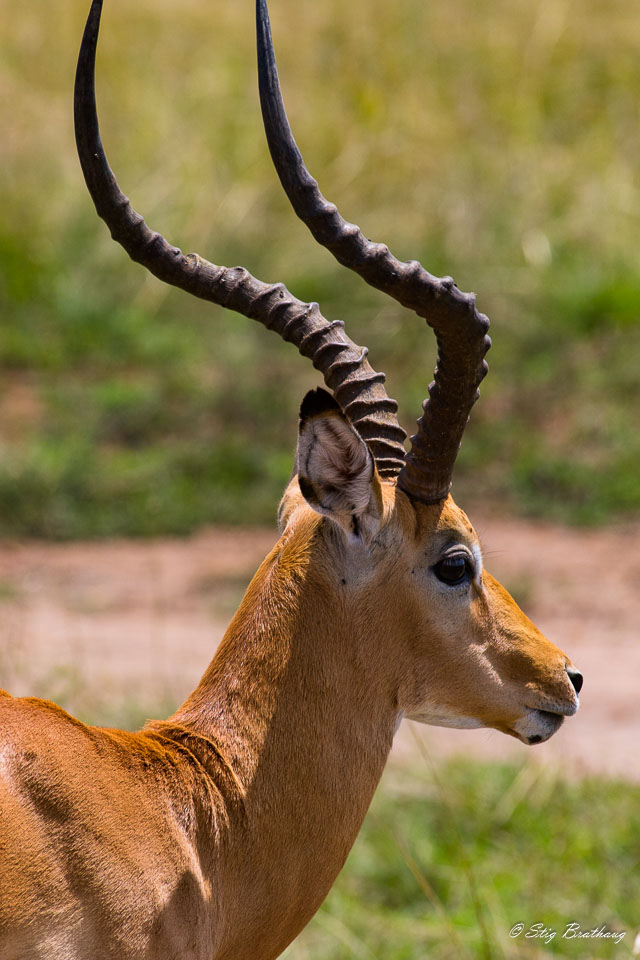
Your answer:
0;0;582;957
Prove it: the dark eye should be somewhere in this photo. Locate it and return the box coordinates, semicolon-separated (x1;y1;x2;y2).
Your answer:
433;554;473;586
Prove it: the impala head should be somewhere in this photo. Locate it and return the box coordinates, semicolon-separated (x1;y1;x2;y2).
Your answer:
74;0;581;747
277;388;581;745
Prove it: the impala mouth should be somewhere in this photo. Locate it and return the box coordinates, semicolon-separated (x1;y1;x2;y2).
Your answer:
512;707;567;745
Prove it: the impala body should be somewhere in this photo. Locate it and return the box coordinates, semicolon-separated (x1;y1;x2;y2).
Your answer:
0;1;581;958
0;481;579;960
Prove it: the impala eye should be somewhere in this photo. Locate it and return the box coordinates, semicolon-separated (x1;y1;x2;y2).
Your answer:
433;554;474;586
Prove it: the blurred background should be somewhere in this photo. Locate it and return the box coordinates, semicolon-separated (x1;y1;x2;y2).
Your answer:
1;0;639;537
1;0;639;956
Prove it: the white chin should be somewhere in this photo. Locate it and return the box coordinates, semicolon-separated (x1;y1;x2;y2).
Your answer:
512;709;564;745
405;710;485;730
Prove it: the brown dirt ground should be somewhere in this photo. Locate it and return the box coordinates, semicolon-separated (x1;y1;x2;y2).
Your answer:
0;511;638;782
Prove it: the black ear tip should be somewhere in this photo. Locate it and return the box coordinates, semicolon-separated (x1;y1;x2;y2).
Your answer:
299;387;342;424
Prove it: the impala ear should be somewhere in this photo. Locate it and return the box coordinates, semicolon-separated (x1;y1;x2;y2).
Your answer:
296;388;382;538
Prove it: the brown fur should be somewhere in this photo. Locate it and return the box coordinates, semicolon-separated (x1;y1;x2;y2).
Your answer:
0;471;579;958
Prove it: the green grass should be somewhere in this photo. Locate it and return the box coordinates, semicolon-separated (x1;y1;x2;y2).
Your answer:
1;0;640;536
283;758;639;959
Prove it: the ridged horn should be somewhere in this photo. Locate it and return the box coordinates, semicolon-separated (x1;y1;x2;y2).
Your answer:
74;0;407;477
256;0;491;503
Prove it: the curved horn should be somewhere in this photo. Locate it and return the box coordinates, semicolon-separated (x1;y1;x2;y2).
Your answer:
74;0;407;477
256;0;491;503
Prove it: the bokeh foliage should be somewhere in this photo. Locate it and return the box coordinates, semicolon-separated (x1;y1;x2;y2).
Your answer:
284;758;640;959
1;0;639;537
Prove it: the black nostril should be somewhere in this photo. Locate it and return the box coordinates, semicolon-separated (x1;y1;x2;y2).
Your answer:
567;667;583;695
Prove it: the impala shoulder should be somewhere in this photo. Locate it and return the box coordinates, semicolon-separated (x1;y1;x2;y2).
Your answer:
143;722;246;815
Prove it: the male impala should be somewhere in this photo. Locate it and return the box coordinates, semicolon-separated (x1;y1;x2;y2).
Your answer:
0;0;582;957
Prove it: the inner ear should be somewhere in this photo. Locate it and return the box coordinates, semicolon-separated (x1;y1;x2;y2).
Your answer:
296;388;381;533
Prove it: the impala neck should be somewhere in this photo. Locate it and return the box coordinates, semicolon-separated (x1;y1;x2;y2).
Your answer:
165;515;400;957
